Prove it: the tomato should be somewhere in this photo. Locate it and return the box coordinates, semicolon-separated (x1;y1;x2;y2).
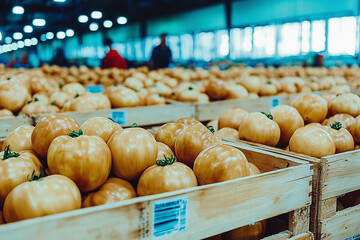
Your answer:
156;142;174;160
2;126;34;152
259;80;278;96
3;174;81;223
331;93;360;117
291;94;328;123
31;77;59;95
48;129;111;192
218;107;248;130
207;120;218;132
0;79;30;112
194;145;250;185
349;116;360;144
155;123;186;152
105;86;140;108
238;112;281;147
0;109;14;117
221;221;266;240
239;76;260;93
177;87;201;102
108;127;158;181
0;147;43;206
270;105;304;146
20;101;60;115
175;124;222;168
62;83;86;97
216;127;239;141
50;91;73;108
149;82;173;98
65;94;111;111
289;126;336;157
32;114;80;159
205;79;228;100
322;113;355;131
322;122;354;153
124;77;144;91
32;93;50;104
226;84;249;99
176;117;202;127
146;93;166;105
137;155;197;196
136;88;149;106
249;163;261;175
80;117;122;142
82;177;136;208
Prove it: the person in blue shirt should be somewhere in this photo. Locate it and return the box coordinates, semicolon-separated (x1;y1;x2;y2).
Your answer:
150;33;172;69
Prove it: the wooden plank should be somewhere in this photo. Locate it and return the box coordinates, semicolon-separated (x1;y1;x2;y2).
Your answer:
262;230;292;240
289;206;310;235
0;162;312;240
318;198;337;221
320;204;360;240
0;115;34;139
289;232;314;240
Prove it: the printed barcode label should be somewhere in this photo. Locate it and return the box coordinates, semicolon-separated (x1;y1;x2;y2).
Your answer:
85;85;104;93
111;110;127;125
346;234;360;240
270;96;281;108
152;195;188;239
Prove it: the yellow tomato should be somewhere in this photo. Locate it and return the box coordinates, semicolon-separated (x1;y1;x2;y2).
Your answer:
291;94;328;123
349;116;360;144
105;86;140;108
156;142;174;160
249;163;261;175
0;109;14;117
81;117;122;142
155;123;186;153
0;79;30;112
322;113;355;131
331;93;360;117
222;221;266;240
322;122;354;153
216;127;239;141
218;107;248;130
2;126;34;151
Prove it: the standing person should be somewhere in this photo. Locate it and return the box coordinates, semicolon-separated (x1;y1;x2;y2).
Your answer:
101;38;127;69
50;48;69;67
150;33;172;69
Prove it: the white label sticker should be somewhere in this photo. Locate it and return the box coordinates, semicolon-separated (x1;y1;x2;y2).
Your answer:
85;85;104;93
152;195;188;239
270;96;281;108
111;110;127;125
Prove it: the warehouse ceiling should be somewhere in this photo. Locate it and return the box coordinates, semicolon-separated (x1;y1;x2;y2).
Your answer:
0;0;225;42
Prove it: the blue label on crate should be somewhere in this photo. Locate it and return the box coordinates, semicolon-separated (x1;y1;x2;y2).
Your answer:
312;92;320;96
270;96;281;108
111;110;127;126
152;195;188;239
346;234;360;240
85;85;104;93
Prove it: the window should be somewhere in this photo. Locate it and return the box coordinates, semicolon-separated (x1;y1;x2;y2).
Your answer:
301;21;310;54
253;25;276;58
167;35;181;60
134;39;144;61
215;30;229;58
311;20;326;52
328;17;356;55
194;32;215;61
230;27;253;59
278;23;301;56
180;34;193;60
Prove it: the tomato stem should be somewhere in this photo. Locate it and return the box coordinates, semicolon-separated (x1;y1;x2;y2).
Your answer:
75;93;80;98
68;129;83;138
156;155;177;166
330;121;342;130
188;86;194;90
34;97;39;102
2;145;20;160
59;83;63;89
131;123;138;128
261;112;273;120
108;117;115;122
207;125;215;134
27;169;44;181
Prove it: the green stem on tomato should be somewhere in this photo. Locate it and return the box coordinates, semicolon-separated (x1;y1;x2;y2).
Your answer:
207;125;215;134
131;123;138;128
156;155;177;166
68;129;83;138
2;145;20;160
27;169;44;181
330;121;342;130
261;112;273;120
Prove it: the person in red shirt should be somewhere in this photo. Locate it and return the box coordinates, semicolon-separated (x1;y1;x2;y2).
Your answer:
101;38;127;69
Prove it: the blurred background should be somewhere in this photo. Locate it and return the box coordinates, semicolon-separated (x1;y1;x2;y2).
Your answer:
0;0;358;69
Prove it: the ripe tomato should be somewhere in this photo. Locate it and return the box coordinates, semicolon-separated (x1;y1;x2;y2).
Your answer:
222;221;266;240
226;84;248;99
20;101;60;115
291;94;328;122
105;86;140;108
0;79;30;112
205;79;228;100
238;112;280;147
215;127;239;141
48;129;111;192
137;155;197;196
218;107;248;130
81;117;122;142
32;114;79;159
62;83;86;97
331;93;360;117
193;145;250;185
175;124;221;168
322;113;355;131
155;123;186;153
0;109;14;117
108;127;158;181
146;93;166;105
156;142;174;160
0;147;43;206
2;126;34;152
249;163;261;175
82;177;136;208
350;116;360;144
65;94;111;111
50;91;73;108
322;122;354;153
176;117;202;126
289;126;335;157
270;105;304;146
3;174;81;223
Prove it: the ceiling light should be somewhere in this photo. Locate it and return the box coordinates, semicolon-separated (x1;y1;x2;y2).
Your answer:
103;20;113;28
53;0;66;2
91;11;102;19
40;34;47;41
57;31;66;39
66;29;74;37
24;39;31;47
78;15;88;23
8;44;13;51
0;32;2;41
3;45;9;52
13;32;23;40
18;41;25;48
5;37;12;44
31;38;38;45
11;43;18;51
89;22;99;31
33;18;46;27
12;6;24;15
46;32;54;40
117;16;127;25
23;25;33;33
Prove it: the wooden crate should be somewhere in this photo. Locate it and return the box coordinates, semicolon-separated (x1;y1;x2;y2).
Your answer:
228;139;360;240
0;115;33;140
33;103;195;127
0;140;313;240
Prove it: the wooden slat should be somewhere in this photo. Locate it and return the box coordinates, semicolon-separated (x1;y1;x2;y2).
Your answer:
289;207;310;235
320;204;360;240
262;230;293;240
0;115;33;139
289;232;314;240
318;198;337;221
